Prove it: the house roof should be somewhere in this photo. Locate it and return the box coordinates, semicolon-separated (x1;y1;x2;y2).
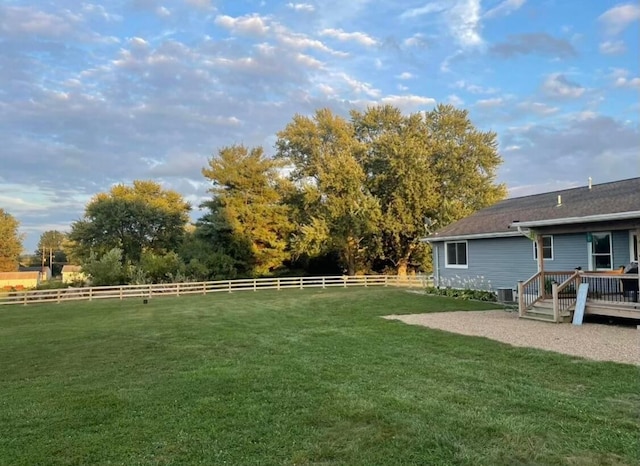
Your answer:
426;177;640;242
18;266;48;272
61;265;83;273
0;272;40;280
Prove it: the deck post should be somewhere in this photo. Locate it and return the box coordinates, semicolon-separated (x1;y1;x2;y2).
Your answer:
535;233;546;299
551;281;559;323
517;280;524;317
636;229;640;300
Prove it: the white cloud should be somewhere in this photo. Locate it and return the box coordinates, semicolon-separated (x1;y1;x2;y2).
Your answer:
516;101;559;116
0;6;78;37
448;0;483;47
541;73;585;99
598;40;626;55
379;94;436;109
320;28;378;46
598;3;640;35
397;72;414;80
400;1;483;48
484;0;526;19
400;3;447;19
156;6;171;18
214;14;270;36
475;97;504;108
286;3;315;13
403;33;428;47
337;73;380;98
610;69;640;90
453;80;498;94
447;94;464;106
185;0;213;9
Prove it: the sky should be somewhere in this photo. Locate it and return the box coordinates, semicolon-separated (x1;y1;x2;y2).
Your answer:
1;0;639;252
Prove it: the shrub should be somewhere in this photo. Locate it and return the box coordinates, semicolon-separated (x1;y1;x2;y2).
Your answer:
426;274;497;302
425;286;497;302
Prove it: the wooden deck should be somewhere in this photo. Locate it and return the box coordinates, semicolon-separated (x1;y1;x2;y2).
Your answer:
519;270;640;322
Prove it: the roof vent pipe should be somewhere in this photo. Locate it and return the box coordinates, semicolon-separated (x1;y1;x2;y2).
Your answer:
557;195;562;207
588;176;592;190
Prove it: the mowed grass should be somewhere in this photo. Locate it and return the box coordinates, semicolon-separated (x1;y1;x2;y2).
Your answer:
0;288;638;466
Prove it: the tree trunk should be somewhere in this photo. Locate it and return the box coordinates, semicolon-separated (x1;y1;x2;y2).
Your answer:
397;259;408;276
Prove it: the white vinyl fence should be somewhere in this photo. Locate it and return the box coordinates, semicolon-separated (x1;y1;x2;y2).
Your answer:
0;275;431;306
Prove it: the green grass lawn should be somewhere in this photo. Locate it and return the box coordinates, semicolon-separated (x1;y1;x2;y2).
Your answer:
1;288;638;465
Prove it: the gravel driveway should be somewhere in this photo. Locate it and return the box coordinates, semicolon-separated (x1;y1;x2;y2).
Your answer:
384;310;640;365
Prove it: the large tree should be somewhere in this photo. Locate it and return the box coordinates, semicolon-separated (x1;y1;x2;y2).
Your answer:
0;209;23;272
425;104;506;225
69;180;191;265
200;145;292;276
350;106;437;275
351;104;506;275
276;109;381;275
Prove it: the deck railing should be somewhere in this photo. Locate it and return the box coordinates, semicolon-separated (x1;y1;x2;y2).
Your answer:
0;275;430;307
580;273;639;304
517;271;543;316
551;271;581;322
519;269;640;321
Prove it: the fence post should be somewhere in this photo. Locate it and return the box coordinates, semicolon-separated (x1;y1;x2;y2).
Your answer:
322;277;326;289
343;276;347;288
277;278;281;291
300;277;304;289
384;275;388;287
120;287;123;300
57;289;61;304
254;279;257;292
89;287;93;302
23;291;27;306
148;284;152;299
203;282;206;295
228;281;232;293
177;283;180;297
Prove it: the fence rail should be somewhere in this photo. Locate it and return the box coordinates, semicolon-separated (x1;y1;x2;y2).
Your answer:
0;275;431;307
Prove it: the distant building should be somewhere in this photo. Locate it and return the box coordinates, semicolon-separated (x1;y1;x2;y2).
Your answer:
61;265;87;284
0;272;41;290
18;266;51;281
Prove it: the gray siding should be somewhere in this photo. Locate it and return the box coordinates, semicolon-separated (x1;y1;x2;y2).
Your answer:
433;236;537;291
432;230;636;291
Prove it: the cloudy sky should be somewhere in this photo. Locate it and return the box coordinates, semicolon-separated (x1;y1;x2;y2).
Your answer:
1;0;639;251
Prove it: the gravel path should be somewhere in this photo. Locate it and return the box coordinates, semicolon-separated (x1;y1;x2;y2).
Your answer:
384;310;640;365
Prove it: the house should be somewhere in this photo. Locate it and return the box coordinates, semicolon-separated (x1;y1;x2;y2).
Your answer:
61;265;87;284
0;272;41;290
18;266;51;281
424;177;640;321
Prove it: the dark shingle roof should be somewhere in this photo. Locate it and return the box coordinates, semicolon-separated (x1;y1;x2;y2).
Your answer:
427;177;640;241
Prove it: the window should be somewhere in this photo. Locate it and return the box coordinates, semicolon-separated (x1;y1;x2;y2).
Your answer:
631;232;638;262
589;232;612;270
445;241;468;268
533;235;554;260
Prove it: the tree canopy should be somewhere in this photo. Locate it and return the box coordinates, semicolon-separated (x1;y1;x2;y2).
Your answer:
0;209;23;272
277;104;505;275
276;109;381;275
199;145;292;276
54;104;505;281
69;180;191;265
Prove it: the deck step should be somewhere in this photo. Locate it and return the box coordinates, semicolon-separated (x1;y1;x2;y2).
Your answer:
521;302;572;323
520;312;556;322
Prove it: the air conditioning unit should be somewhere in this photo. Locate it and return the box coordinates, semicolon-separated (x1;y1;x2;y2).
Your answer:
497;288;514;303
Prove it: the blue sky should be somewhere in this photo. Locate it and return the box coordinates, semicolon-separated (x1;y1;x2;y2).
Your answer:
1;0;639;252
